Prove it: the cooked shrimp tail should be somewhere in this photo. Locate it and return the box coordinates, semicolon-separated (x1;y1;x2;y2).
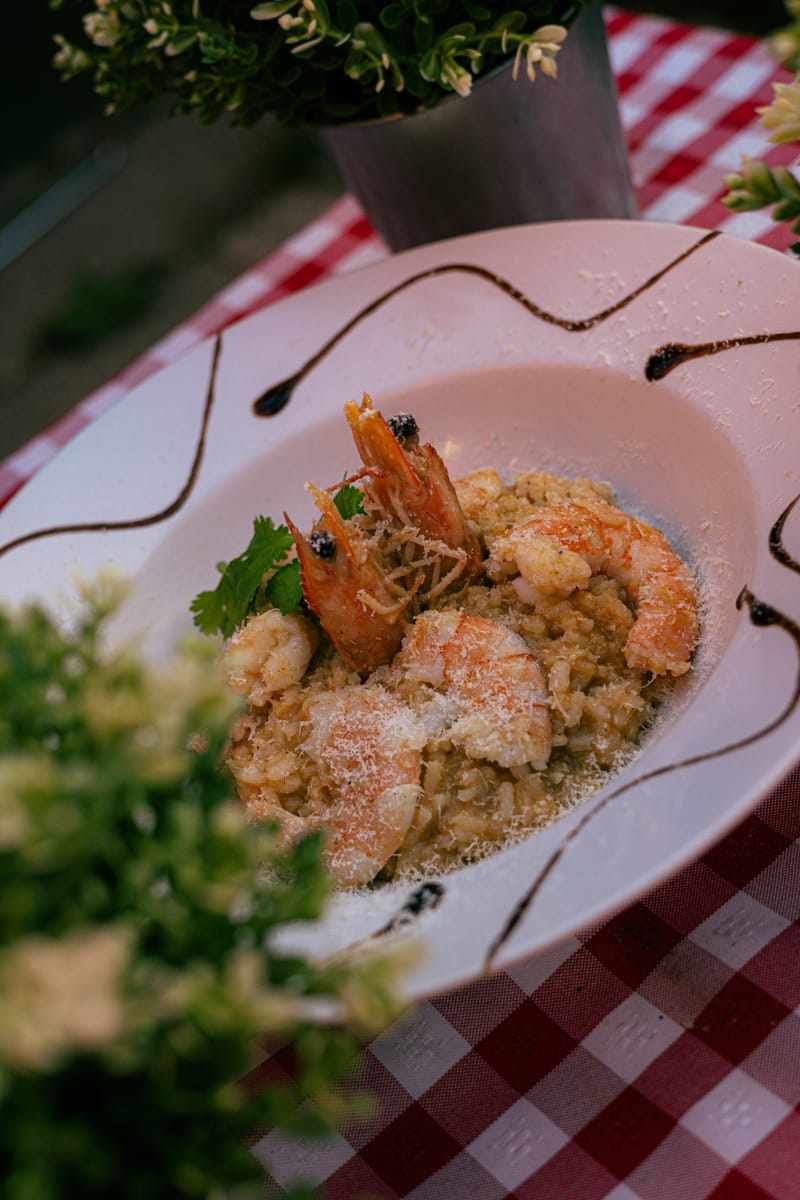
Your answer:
286;482;410;673
304;685;427;887
392;610;552;770
487;497;699;676
220;609;318;706
345;394;483;583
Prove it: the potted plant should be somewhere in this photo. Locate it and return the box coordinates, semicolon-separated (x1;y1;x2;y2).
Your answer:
723;2;800;251
0;578;407;1199
50;0;636;249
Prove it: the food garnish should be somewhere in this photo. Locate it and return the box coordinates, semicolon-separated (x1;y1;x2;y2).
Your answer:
190;515;299;638
200;395;700;889
191;484;365;639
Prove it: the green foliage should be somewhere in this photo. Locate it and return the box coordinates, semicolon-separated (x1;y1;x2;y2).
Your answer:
720;5;800;254
768;0;800;69
49;0;589;128
0;578;407;1199
191;516;302;638
329;481;366;520
190;484;365;639
35;263;165;355
723;156;800;255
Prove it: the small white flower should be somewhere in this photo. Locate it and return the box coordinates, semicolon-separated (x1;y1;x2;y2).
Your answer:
768;29;800;63
442;62;473;97
53;36;90;73
512;24;567;83
758;78;800;144
0;926;133;1070
83;11;123;48
290;36;324;54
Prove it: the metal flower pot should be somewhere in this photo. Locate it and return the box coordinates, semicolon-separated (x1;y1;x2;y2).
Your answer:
318;0;636;251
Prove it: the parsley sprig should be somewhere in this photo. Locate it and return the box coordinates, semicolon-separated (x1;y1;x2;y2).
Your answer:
191;516;302;639
190;484;364;639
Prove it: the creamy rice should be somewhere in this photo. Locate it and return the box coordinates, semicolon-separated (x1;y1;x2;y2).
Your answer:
225;466;680;885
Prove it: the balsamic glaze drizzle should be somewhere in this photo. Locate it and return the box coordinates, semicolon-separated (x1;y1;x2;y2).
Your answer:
5;230;799;974
332;882;446;958
645;330;800;381
483;496;800;971
375;882;446;937
769;492;800;573
0;232;721;557
254;232;720;417
0;335;223;561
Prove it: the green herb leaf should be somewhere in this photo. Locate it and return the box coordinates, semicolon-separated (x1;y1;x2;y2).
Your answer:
190;516;296;638
380;3;409;30
333;482;366;519
266;559;304;613
191;488;362;637
0;585;408;1198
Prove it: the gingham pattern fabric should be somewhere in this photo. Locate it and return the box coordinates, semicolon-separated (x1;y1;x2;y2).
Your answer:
4;10;800;1197
251;782;800;1198
2;8;798;512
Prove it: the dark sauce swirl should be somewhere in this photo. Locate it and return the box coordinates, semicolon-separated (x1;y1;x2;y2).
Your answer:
646;330;800;381
255;232;719;417
769;492;800;573
374;881;446;937
0;233;721;556
484;494;800;971
0;334;224;561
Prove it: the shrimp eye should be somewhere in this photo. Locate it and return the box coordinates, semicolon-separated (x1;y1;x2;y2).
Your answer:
388;412;418;443
309;530;336;559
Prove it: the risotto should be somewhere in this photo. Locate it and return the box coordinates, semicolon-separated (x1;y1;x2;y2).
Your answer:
222;396;699;888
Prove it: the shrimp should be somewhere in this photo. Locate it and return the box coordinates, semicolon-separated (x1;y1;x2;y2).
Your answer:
391;610;552;770
303;685;427;888
486;497;699;676
245;798;309;854
220;609;318;706
285;482;413;674
344;395;483;583
453;467;504;520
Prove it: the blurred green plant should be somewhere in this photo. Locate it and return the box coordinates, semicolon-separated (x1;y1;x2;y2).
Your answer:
767;0;800;65
722;1;800;252
0;575;408;1199
35;263;165;354
49;0;587;129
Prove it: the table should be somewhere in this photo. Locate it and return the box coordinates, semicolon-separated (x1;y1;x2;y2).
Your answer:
4;9;800;1198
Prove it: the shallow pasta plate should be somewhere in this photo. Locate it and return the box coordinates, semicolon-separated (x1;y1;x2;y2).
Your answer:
3;219;800;1000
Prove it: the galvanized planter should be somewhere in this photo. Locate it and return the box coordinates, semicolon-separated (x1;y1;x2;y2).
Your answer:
318;1;636;251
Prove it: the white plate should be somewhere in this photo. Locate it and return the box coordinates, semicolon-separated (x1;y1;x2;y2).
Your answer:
3;219;800;1000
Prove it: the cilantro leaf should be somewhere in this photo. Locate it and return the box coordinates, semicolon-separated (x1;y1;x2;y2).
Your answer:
190;489;363;639
333;483;365;519
266;559;303;615
190;516;297;638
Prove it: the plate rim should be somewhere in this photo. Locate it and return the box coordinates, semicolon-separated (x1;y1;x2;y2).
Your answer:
3;216;800;1000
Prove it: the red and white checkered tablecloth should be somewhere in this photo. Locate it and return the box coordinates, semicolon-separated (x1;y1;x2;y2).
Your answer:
4;9;800;1198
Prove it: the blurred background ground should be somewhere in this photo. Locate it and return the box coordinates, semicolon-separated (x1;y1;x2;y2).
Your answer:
0;2;788;460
